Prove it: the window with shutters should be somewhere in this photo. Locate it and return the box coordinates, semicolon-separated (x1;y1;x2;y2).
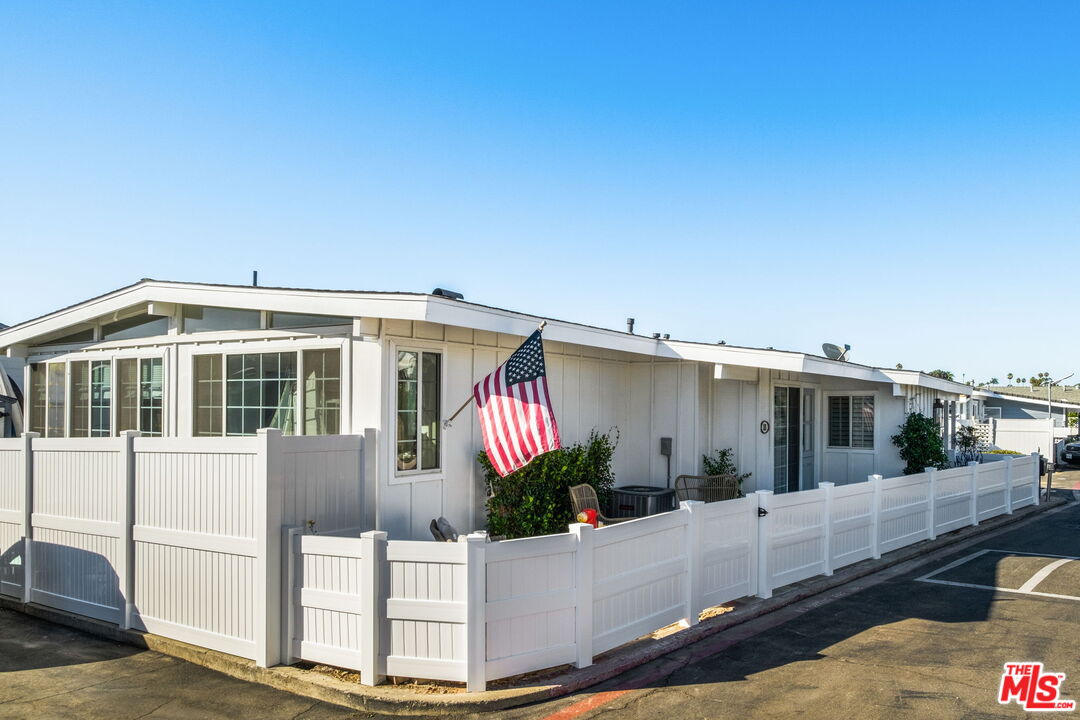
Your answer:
827;395;875;449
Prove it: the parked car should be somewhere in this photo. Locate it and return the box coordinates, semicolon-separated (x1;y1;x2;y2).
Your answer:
1060;437;1080;466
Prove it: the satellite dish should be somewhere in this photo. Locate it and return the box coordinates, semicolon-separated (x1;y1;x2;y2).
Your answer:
822;343;850;361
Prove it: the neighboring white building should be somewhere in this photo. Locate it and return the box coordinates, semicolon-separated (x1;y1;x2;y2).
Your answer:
0;279;971;539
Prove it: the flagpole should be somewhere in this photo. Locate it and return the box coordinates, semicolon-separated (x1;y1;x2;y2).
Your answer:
442;320;547;428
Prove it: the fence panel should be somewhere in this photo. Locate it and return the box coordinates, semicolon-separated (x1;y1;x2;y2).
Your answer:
878;474;931;554
291;533;367;670
280;434;364;532
766;489;827;589
829;483;875;570
591;510;689;655
484;533;577;680
30;438;124;623
700;496;756;608
976;462;1008;521
0;439;23;598
934;466;973;535
131;437;261;659
385;540;469;682
1011;456;1037;509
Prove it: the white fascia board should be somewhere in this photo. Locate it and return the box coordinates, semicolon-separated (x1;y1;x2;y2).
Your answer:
422;298;664;356
669;341;890;384
881;370;970;396
0;282;428;350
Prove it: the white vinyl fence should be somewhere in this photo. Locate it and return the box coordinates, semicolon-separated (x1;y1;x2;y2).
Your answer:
286;454;1040;691
0;436;1041;694
0;429;368;667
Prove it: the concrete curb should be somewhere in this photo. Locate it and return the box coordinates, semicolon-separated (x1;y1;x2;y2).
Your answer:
1;495;1068;715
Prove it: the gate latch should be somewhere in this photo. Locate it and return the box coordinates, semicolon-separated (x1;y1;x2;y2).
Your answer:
757;507;769;518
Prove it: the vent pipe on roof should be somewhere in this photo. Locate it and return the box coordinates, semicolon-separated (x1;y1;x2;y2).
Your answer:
626;318;635;334
252;270;258;287
652;333;660;339
432;288;464;300
662;333;670;340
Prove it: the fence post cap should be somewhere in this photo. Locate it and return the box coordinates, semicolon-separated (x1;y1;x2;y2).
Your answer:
256;427;283;438
119;429;140;438
923;467;936;473
819;481;835;488
967;461;979;467
678;499;705;510
21;431;40;439
360;529;387;541
755;489;774;496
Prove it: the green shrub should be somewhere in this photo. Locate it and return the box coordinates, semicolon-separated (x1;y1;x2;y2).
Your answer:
891;412;949;475
701;448;751;485
986;449;1022;455
480;429;618;539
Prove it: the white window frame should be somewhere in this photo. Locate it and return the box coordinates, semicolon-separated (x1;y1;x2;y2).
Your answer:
26;347;169;438
824;390;877;452
984;406;1002;419
768;377;823;493
190;341;345;437
388;340;445;483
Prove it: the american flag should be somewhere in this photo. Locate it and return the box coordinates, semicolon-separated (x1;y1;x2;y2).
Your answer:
473;329;561;477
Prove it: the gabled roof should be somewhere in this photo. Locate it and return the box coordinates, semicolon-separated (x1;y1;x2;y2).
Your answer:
0;279;972;395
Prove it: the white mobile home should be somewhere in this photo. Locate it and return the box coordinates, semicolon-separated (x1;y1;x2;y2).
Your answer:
0;279;970;540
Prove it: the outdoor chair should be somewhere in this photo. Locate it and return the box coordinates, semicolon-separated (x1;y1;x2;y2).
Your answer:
674;474;743;503
569;484;635;524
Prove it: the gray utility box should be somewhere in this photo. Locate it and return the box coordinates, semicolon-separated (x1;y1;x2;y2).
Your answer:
611;485;677;518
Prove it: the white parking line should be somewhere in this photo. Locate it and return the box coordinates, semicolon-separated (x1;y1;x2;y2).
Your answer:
915;549;1080;602
1017;558;1074;593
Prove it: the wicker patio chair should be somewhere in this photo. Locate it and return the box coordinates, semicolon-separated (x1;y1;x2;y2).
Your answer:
674;474;743;503
569;484;635;524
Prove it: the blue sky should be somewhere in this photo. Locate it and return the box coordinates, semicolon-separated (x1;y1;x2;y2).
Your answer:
3;2;1078;382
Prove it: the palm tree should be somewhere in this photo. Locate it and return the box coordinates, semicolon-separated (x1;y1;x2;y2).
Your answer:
1007;373;1014;384
988;377;1000;385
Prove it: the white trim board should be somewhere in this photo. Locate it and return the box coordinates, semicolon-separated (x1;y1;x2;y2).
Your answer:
915;549;1080;602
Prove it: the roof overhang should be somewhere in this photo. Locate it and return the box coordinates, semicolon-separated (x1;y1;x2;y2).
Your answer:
973;389;1080;410
0;280;975;393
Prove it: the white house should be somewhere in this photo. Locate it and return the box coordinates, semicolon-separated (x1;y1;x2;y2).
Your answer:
0;279;971;540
